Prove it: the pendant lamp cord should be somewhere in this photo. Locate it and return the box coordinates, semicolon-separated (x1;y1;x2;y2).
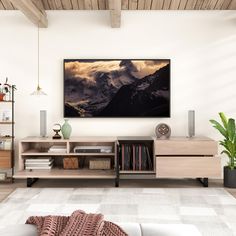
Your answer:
37;22;40;89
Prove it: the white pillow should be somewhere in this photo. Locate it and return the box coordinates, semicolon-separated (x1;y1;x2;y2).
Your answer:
0;224;37;236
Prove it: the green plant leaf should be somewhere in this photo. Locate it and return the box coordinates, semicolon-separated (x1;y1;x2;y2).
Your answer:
219;112;228;129
210;119;227;138
226;140;234;155
227;118;235;141
221;150;231;158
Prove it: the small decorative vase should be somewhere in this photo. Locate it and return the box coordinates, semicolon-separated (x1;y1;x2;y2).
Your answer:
61;119;72;139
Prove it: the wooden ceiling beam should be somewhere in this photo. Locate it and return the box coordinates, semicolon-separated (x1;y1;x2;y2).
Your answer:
0;1;5;9
122;0;129;9
78;0;85;9
228;0;236;9
61;0;72;9
98;0;106;10
138;0;145;9
9;0;48;27
1;0;15;9
144;0;152;9
129;0;138;10
41;0;50;10
109;0;121;28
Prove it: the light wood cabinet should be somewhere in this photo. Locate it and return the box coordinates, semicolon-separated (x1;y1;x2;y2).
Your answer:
0;93;15;182
155;137;221;182
0;150;12;168
14;136;221;187
155;137;218;156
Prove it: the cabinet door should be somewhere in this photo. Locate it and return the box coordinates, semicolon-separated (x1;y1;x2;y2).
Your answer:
0;150;12;168
155;140;217;156
156;156;221;178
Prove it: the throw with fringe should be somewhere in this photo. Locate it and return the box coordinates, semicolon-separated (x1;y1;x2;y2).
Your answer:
26;210;128;236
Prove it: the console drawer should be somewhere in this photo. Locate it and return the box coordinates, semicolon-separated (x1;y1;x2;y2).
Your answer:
0;150;12;168
156;156;221;178
155;139;217;155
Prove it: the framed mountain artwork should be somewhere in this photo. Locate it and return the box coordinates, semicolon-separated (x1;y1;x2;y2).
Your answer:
64;59;170;118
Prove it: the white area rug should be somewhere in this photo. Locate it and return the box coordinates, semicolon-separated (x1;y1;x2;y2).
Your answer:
0;188;236;236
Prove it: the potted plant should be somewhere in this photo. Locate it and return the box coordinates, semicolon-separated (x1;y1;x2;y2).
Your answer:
210;112;236;188
0;83;5;101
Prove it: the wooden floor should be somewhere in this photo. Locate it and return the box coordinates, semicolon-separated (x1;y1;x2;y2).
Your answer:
0;178;236;202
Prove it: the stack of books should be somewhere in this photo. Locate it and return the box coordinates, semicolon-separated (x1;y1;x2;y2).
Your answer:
120;144;153;171
48;145;67;153
25;157;54;170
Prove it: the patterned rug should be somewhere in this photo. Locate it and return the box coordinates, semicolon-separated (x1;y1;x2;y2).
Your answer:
0;188;235;236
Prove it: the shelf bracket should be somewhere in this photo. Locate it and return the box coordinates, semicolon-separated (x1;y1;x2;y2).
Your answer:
196;178;208;187
27;178;38;187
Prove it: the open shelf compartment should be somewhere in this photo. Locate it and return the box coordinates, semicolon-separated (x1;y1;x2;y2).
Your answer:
117;136;155;173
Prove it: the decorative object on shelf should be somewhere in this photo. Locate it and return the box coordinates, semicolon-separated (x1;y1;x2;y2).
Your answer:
48;145;67;153
40;110;47;137
52;123;62;139
155;123;171;139
0;172;7;181
2;78;11;101
210;112;236;188
188;110;195;138
89;158;111;170
0;78;17;101
2;140;11;150
1;110;12;121
63;157;79;169
31;23;46;96
0;92;5;101
0;141;3;149
61;119;72;139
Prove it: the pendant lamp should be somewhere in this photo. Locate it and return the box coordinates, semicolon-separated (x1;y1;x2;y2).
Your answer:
31;23;46;96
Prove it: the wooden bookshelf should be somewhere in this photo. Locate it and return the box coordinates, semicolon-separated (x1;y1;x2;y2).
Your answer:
0;136;14;139
0;122;14;124
0;100;14;103
0;91;15;183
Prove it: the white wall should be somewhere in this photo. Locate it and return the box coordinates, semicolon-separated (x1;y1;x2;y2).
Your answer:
0;10;236;143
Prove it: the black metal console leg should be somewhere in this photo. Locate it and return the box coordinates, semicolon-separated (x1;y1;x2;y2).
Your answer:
27;178;39;187
115;178;119;187
197;178;208;187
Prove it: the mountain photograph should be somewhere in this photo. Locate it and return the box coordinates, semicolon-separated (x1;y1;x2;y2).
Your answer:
64;59;170;117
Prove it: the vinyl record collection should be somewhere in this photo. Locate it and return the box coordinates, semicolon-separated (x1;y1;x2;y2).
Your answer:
120;144;153;171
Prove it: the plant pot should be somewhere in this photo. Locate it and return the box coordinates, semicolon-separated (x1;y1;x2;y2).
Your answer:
0;93;5;101
224;166;236;188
